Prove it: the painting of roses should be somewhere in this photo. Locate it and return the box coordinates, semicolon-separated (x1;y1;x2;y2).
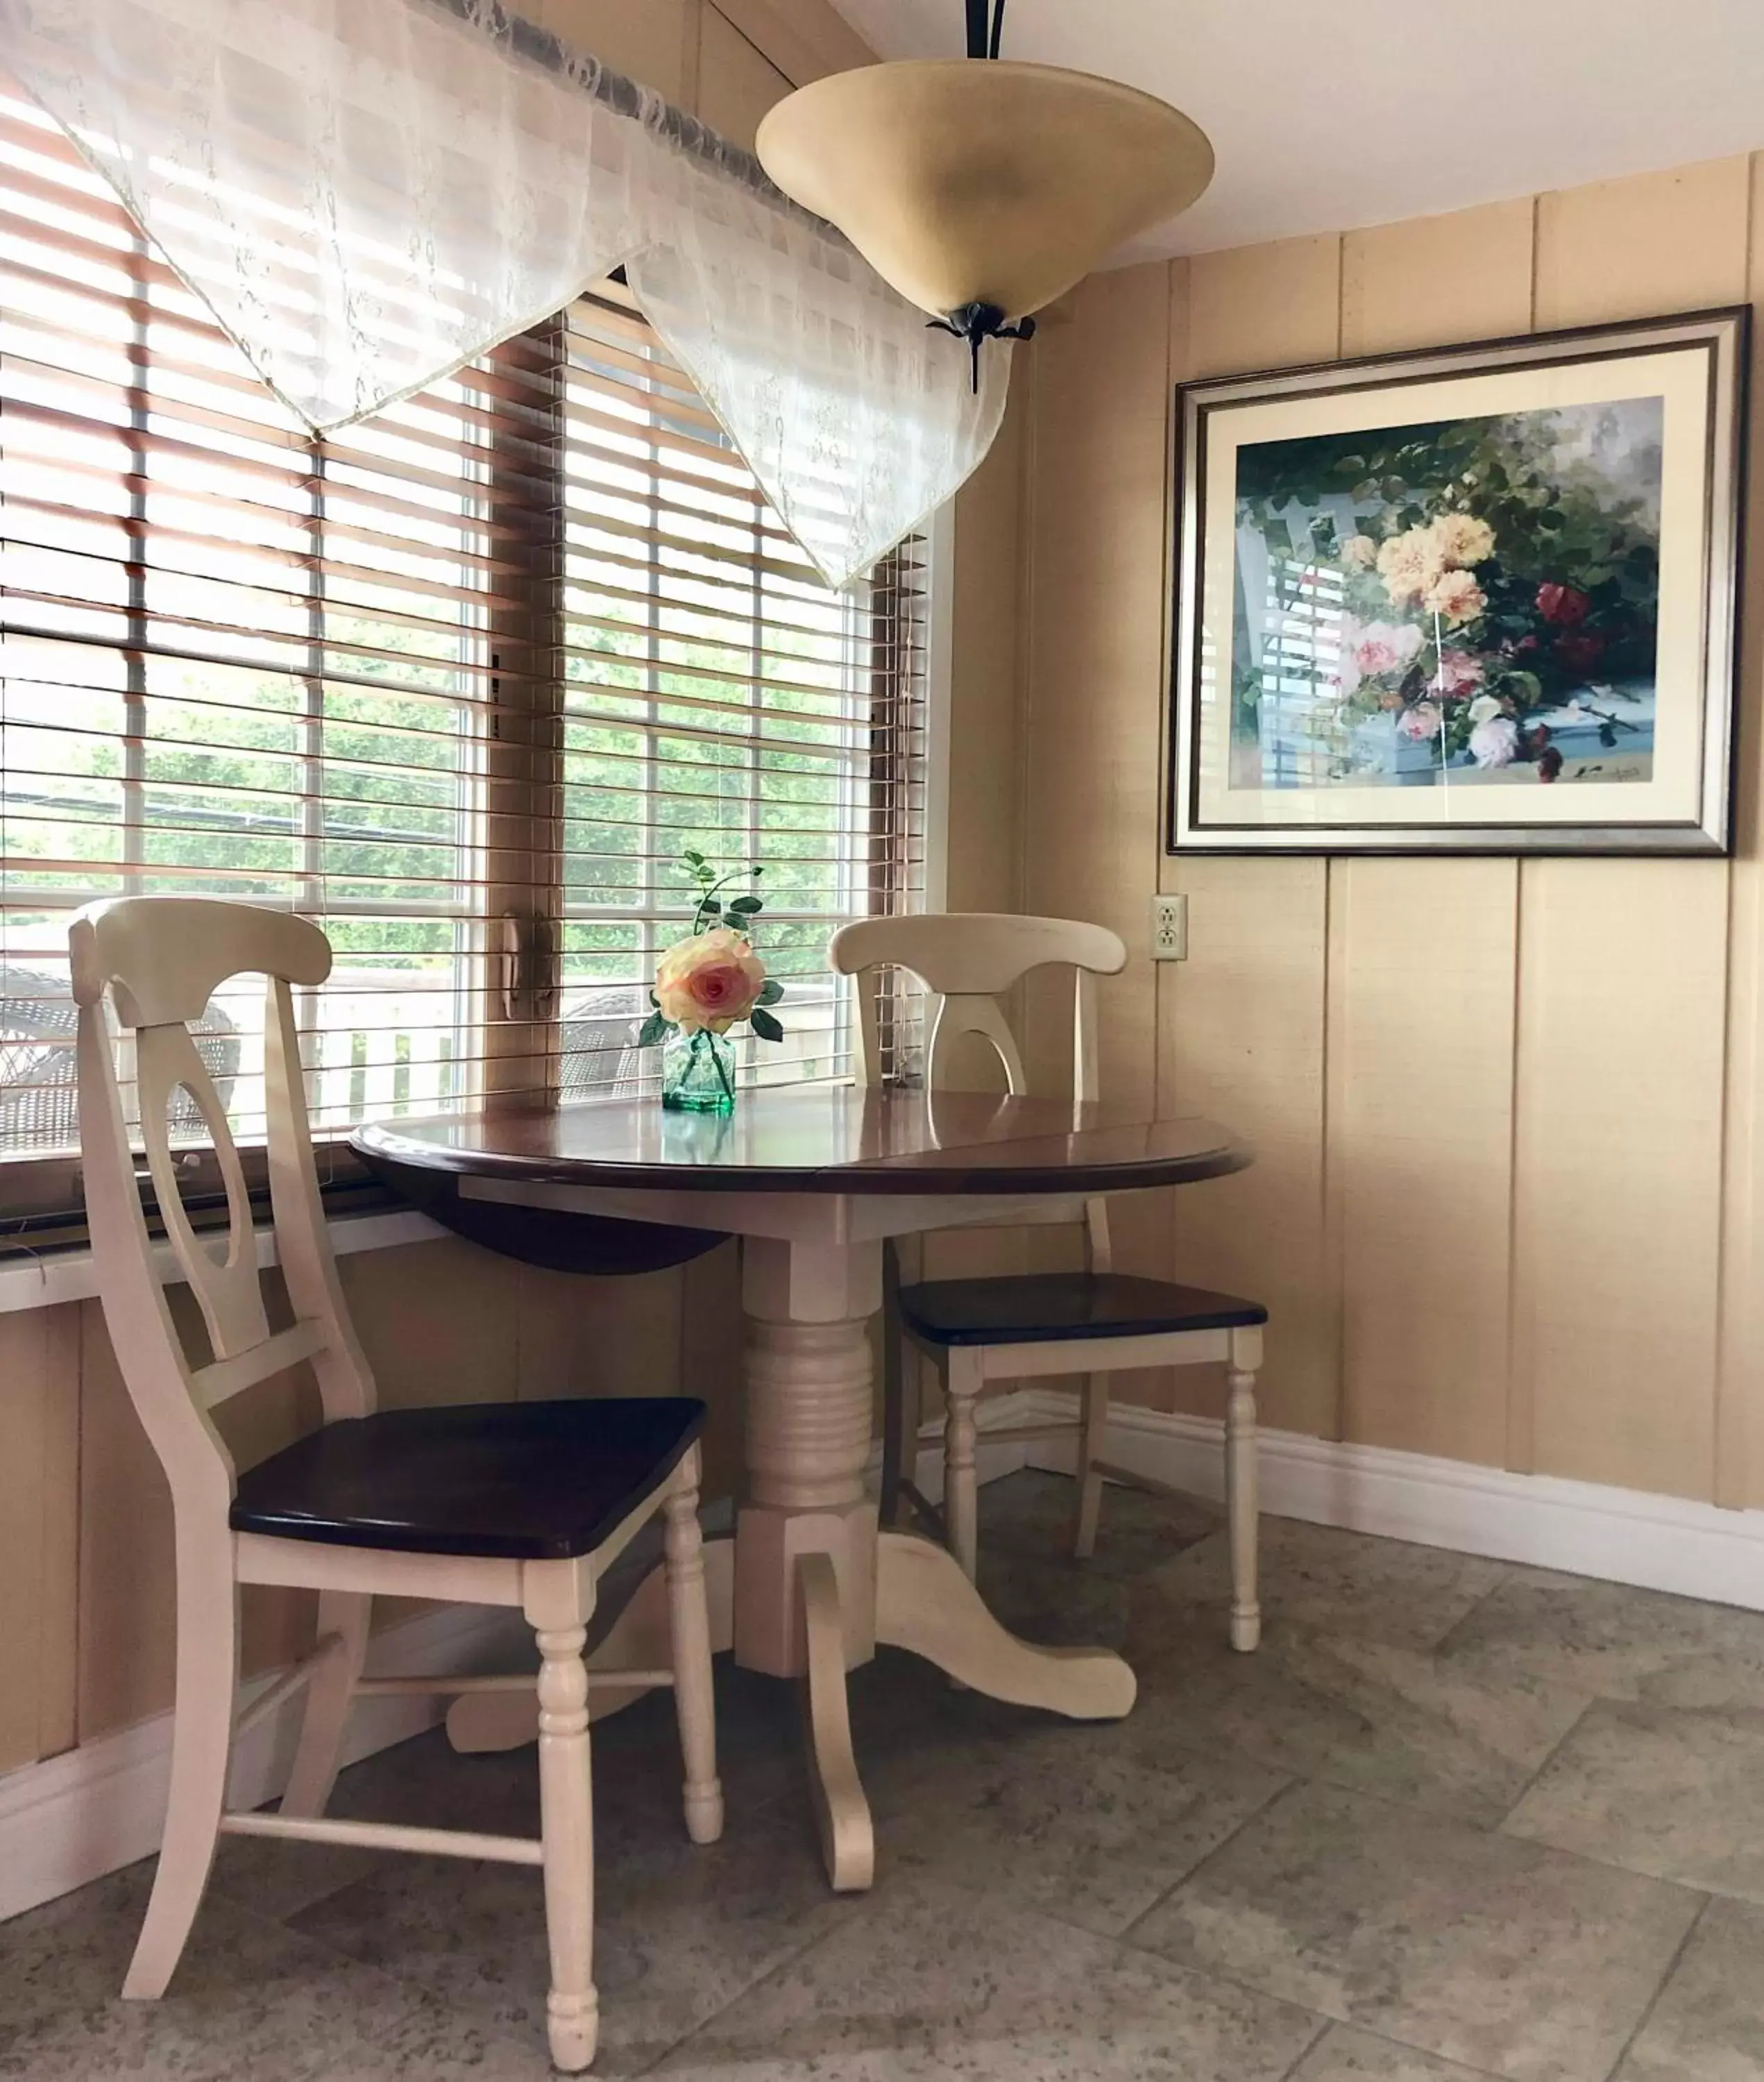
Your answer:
1171;310;1745;854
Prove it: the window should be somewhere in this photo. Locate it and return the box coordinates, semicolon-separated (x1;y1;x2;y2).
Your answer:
0;83;929;1222
552;289;928;1098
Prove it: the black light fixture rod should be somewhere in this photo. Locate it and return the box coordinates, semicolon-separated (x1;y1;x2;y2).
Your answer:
965;0;1006;60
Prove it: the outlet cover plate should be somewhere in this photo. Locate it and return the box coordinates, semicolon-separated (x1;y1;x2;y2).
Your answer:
1153;893;1187;961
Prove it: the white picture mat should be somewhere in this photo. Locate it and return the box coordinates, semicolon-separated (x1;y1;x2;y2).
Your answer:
1192;345;1714;832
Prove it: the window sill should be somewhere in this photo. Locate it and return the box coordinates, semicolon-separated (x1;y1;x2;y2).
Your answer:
0;1208;446;1317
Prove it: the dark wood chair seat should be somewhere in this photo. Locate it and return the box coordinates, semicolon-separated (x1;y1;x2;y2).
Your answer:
230;1397;706;1562
897;1271;1268;1348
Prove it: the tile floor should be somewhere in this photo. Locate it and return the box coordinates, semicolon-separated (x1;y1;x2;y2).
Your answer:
7;1471;1764;2080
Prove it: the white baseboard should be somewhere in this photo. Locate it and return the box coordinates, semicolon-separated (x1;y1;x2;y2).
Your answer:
1014;1386;1764;1615
0;1600;529;1924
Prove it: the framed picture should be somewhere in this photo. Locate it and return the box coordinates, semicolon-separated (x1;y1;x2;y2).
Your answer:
1168;308;1747;854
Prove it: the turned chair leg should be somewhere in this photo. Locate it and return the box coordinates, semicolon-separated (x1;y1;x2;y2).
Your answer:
281;1588;370;1819
943;1348;983;1582
1226;1362;1261;1652
662;1450;724;1845
527;1580;599;2076
126;1552;239;1999
1072;1373;1110;1561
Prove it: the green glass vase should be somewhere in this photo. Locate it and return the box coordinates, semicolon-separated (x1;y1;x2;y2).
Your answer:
660;1026;736;1112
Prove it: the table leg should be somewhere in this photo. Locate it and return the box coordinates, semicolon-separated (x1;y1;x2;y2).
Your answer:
733;1238;881;1888
450;1230;1134;1896
875;1530;1137;1717
798;1552;873;1890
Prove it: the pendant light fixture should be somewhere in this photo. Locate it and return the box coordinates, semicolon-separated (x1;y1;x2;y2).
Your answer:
755;0;1214;386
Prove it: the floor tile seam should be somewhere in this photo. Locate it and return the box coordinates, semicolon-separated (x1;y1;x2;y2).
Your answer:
1109;1937;1355;2044
1291;1750;1591;1838
1425;1562;1527;1660
1271;2008;1336;2082
1492;1804;1751;1905
1311;2021;1510;2081
266;1880;481;1998
621;1890;875;2078
1489;1693;1600;1829
1121;1772;1713;1965
1108;1766;1307;1946
1592;1889;1712;2082
207;1857;400;1929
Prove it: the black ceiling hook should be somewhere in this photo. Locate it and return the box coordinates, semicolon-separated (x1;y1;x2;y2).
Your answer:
927;303;1037;392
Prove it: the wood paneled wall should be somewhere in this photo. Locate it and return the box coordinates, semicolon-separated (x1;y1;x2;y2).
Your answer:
0;0;858;1785
1016;157;1764;1507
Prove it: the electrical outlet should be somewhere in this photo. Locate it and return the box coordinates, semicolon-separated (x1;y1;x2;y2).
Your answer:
1152;892;1187;961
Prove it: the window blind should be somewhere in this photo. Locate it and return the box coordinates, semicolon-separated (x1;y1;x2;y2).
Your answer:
550;289;928;1097
0;79;546;1189
0;78;931;1220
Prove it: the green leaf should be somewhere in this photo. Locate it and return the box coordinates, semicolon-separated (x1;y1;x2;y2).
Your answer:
636;1010;671;1048
749;1007;784;1043
727;894;763;913
757;978;783;1006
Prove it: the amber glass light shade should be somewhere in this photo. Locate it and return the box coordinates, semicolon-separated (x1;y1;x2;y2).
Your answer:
755;60;1213;325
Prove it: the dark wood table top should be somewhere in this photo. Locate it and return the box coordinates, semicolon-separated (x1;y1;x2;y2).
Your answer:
353;1088;1250;1199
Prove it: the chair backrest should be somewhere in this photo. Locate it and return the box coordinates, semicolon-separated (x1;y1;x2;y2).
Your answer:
828;911;1128;1103
71;897;377;1517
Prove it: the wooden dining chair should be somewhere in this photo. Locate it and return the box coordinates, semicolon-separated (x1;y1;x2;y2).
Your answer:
829;911;1265;1652
71;896;722;2074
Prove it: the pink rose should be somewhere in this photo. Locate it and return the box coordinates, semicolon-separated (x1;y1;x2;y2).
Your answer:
1396;700;1443;742
1537;582;1591;627
1336;616;1423;694
654;926;766;1035
1432;649;1484;700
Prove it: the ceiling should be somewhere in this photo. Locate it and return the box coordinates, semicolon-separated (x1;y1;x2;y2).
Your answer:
825;1;1764;262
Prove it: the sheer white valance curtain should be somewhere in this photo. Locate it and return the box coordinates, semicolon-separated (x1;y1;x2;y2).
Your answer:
0;0;1010;586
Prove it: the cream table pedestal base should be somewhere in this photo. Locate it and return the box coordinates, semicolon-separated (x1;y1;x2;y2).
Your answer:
447;1232;1137;1888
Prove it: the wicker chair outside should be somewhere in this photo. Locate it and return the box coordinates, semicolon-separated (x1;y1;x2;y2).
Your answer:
557;990;647;1101
0;964;241;1151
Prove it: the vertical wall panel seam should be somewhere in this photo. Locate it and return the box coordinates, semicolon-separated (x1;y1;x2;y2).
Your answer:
1712;151;1760;1507
68;1300;83;1752
1504;190;1544;1478
1325;237;1348;1444
679;0;706;112
1502;854;1530;1474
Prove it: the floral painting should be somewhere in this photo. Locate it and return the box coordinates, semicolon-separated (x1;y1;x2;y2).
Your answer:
1230;399;1663;790
1171;310;1745;854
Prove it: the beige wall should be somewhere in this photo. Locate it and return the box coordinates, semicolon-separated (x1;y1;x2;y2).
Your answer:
535;0;872;149
0;0;865;1784
1010;155;1764;1512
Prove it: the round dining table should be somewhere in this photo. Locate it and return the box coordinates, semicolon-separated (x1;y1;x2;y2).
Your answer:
353;1086;1248;1890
